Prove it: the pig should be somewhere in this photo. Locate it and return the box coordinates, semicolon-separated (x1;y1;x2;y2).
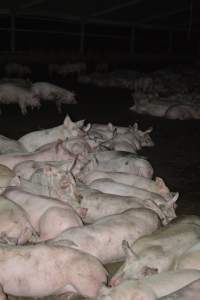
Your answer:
13;160;73;180
83;151;154;178
32;81;77;112
134;77;153;93
3;187;84;241
0;134;26;154
0;140;77;169
58;62;87;77
64;184;177;225
47;208;161;264
0;195;36;244
18;114;86;152
80;171;171;200
88;180;177;225
5;63;32;78
0;243;107;299
110;215;200;285
165;104;200;120
130;92;169;117
175;241;200;271
88;178;178;205
0;83;40;115
36;135;92;157
160;278;200;300
0;164;17;194
91;123;154;152
98;270;200;300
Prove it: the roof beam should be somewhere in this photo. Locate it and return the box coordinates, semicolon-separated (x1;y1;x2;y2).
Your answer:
137;6;188;25
90;0;144;18
0;9;9;14
20;0;47;10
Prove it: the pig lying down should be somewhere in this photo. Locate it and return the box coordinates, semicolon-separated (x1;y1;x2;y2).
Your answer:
98;270;200;300
32;81;77;112
3;187;83;241
0;243;107;299
48;208;161;264
18;114;86;152
110;215;200;285
0;195;36;245
81;171;171;200
0;134;26;154
130;92;200;120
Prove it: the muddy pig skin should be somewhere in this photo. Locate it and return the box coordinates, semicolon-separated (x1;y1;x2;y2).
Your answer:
0;243;107;299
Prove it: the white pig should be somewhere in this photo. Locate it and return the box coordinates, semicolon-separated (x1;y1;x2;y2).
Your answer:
32;81;77;112
98;270;200;300
18;114;86;152
48;208;161;264
0;83;40;115
0;243;107;299
3;187;84;241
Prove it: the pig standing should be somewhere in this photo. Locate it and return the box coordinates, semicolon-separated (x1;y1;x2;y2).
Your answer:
0;83;40;115
32;82;77;112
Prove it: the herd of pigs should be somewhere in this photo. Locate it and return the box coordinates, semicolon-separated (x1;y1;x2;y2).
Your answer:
0;113;198;300
2;62;200;120
79;66;200;120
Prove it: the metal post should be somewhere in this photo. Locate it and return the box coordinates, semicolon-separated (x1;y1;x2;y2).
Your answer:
80;22;85;54
130;26;135;55
168;31;173;54
10;11;16;53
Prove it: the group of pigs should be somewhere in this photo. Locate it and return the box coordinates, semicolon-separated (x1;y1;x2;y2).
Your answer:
0;114;198;299
79;67;200;120
0;81;77;114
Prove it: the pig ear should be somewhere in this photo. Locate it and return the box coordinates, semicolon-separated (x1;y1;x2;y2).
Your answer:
122;240;138;259
63;115;73;128
83;123;91;132
133;123;138;132
155;177;167;192
108;122;114;131
55;139;65;154
143;127;153;134
168;192;179;205
141;266;158;277
76;119;85;128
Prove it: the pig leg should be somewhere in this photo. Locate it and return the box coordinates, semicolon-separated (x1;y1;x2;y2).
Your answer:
0;286;7;300
19;102;27;115
17;226;39;245
38;207;81;241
